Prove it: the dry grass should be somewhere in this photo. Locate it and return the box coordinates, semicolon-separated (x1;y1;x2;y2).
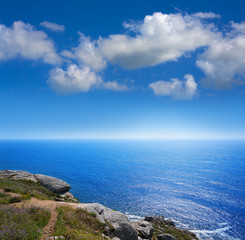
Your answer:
54;206;109;240
0;205;50;239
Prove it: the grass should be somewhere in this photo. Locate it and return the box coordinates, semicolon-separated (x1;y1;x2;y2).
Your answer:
152;221;198;240
0;192;32;204
0;179;57;200
54;206;110;240
0;205;50;240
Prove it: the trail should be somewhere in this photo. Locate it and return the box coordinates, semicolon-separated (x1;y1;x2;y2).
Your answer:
13;198;68;240
1;189;84;239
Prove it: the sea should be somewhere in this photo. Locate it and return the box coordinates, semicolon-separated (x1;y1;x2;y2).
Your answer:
0;140;244;240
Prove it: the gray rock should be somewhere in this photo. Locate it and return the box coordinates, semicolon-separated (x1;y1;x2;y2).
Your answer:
78;203;138;240
157;233;176;240
164;219;175;226
35;174;71;193
102;233;111;239
131;220;154;239
112;237;121;240
60;191;79;203
144;215;164;223
0;170;37;182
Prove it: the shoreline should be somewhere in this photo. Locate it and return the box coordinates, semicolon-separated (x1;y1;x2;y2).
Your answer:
0;169;199;240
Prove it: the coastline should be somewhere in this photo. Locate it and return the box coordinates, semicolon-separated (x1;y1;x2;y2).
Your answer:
0;170;199;240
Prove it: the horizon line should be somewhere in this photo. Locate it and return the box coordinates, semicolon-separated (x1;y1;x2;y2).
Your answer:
0;137;245;141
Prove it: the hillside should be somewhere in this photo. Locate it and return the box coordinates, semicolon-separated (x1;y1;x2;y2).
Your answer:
0;170;198;240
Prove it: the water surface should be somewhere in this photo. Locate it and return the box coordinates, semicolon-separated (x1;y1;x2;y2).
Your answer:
0;140;244;240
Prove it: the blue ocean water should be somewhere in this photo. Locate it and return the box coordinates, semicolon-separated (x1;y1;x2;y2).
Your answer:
0;140;244;240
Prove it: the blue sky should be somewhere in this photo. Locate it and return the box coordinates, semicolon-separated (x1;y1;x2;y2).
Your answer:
0;0;245;139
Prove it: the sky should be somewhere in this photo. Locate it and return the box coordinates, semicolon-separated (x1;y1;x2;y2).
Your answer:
0;0;245;139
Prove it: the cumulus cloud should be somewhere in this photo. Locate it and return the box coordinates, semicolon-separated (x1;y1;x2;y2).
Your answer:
149;74;197;99
0;21;61;64
63;34;106;71
197;22;245;89
98;12;215;69
48;64;101;94
48;64;129;94
74;34;106;71
40;21;65;32
193;12;221;19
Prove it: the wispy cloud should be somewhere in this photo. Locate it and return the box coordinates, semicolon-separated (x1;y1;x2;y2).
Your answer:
40;21;65;32
103;81;129;91
193;12;221;19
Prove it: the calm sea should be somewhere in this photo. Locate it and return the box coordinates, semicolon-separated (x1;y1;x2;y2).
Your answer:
0;140;244;240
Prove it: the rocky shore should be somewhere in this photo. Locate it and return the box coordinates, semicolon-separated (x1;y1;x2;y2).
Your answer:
0;170;198;240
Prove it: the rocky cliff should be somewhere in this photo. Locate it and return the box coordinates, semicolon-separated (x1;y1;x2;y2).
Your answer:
0;170;198;240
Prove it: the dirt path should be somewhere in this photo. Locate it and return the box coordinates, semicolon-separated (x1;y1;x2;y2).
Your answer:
11;197;68;240
0;188;22;197
1;189;84;240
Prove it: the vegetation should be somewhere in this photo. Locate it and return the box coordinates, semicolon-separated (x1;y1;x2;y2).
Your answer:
0;191;32;204
0;179;57;200
54;206;109;240
152;221;198;240
0;205;50;240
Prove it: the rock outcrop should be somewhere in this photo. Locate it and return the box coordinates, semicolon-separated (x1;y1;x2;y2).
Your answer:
35;174;71;194
77;203;138;240
0;170;37;182
131;220;154;239
0;170;199;240
0;170;75;200
157;234;177;240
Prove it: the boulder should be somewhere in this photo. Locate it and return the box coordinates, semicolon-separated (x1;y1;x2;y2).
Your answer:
131;220;154;239
59;191;79;203
0;170;37;182
144;215;164;224
35;174;71;193
164;219;175;227
78;203;138;240
157;234;176;240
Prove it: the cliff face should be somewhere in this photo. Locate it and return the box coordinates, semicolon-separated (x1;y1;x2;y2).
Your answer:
0;170;198;240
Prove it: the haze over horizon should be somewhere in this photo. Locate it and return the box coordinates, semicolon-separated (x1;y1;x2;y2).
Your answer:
0;0;245;140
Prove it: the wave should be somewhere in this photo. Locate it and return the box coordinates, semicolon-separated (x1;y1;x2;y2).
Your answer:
191;223;240;240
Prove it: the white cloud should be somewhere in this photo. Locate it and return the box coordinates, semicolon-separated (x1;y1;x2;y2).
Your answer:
103;81;129;91
230;21;245;35
0;21;61;64
149;74;197;99
70;34;106;71
193;12;221;19
98;12;215;69
197;22;245;89
48;64;128;94
48;64;101;94
40;21;65;32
